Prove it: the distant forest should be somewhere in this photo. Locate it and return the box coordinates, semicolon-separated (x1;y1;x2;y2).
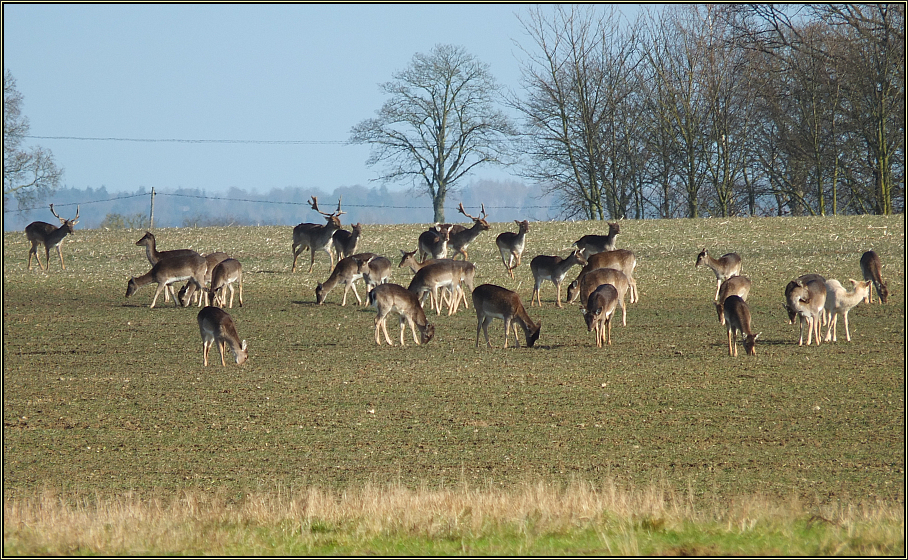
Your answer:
3;180;561;232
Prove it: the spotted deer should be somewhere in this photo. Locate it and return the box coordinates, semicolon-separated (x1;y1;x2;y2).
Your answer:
570;267;630;326
369;283;435;346
25;204;79;270
197;306;248;366
472;284;540;349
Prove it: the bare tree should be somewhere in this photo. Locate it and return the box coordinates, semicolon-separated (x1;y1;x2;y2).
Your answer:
4;70;63;209
350;44;515;223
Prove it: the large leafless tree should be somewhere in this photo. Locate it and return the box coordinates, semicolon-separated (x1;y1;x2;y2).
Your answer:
4;70;63;209
350;44;515;223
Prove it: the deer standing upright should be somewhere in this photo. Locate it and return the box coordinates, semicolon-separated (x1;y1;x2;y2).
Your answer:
786;276;827;346
529;249;587;307
573;222;620;255
126;254;208;309
291;196;345;273
448;203;490;260
25;204;79;270
714;276;752;325
495;220;530;279
417;223;453;263
824;279;872;342
695;249;742;300
332;223;363;260
568;249;638;303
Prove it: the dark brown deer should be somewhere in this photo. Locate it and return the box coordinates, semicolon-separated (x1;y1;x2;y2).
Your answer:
472;284;540;349
291;196;345;273
448;203;490;260
495;220;530;279
859;251;889;304
573;222;620;255
25;204;79;270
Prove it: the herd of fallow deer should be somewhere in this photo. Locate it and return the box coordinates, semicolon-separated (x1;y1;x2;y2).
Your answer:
24;200;892;365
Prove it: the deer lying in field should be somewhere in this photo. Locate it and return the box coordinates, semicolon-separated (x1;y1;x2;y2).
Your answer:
417;223;453;263
495;220;530;278
715;276;752;325
823;279;872;342
529;249;588;308
568;249;638;304
472;284;540;349
723;295;759;357
126;254;208;308
786;276;827;346
197;306;248;366
292;196;345;273
569;267;630;326
859;251;889;304
695;249;742;300
581;284;619;347
573;221;620;255
369;283;435;346
448;203;490;260
25;204;80;271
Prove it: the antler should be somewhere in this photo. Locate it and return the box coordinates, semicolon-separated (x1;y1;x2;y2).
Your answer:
49;203;62;220
309;196;345;217
457;202;487;222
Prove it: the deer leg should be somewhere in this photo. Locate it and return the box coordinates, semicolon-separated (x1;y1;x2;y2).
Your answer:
398;315;408;346
218;340;227;366
227;284;236;308
237;280;243;307
606;316;612;345
621;298;627;327
202;339;211;366
843;310;852;342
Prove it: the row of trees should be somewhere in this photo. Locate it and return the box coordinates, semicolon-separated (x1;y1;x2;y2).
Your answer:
351;4;904;221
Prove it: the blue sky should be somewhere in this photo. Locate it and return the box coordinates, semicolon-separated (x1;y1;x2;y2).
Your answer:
4;4;640;198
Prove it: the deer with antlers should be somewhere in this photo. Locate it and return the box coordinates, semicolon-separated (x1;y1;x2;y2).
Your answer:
291;196;345;273
449;203;490;260
25;204;80;270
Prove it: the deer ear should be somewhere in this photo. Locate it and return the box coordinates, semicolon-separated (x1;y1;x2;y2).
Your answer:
754;333;761;340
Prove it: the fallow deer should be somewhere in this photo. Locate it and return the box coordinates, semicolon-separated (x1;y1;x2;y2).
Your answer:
495;220;530;279
695;249;742;300
360;254;392;292
126;254;208;309
448;203;490;260
824;279;872;342
581;284;619;347
25;204;79;270
784;274;826;324
208;258;244;309
568;249;638;304
722;295;759;357
332;223;363;260
573;222;620;255
135;231;200;266
472;284;541;349
529;249;588;308
291;196;345;273
369;283;435;346
786;276;827;346
715;275;752;325
859;251;889;304
197;306;248;366
407;261;464;315
571;267;630;326
179;251;230;307
398;250;474;313
417;223;453;263
316;254;369;306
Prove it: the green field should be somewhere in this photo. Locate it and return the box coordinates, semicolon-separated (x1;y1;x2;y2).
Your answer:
3;214;904;554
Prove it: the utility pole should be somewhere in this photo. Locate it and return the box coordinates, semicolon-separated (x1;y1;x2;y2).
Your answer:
149;187;155;229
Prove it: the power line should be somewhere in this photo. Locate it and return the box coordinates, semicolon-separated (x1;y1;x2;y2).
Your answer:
24;135;347;145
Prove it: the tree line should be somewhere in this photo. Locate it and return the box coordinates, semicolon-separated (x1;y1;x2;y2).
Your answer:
5;5;904;222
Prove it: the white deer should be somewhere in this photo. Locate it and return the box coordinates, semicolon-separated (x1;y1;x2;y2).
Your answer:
824;279;872;342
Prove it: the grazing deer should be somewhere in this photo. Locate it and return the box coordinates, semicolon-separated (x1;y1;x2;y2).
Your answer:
398;250;474;313
723;295;759;356
581;284;619;347
316;254;370;306
407;261;464;315
332;223;363;260
25;204;79;270
448;203;490;260
570;267;630;326
126;254;208;308
859;251;889;304
784;274;826;324
824;279;872;342
179;251;230;307
197;306;248;366
715;275;752;325
291;196;345;273
417;223;453;263
568;249;638;304
369;283;435;346
573;222;620;255
209;258;244;309
529;249;588;308
472;284;541;349
495;220;530;279
786;276;827;346
360;254;392;292
695;249;742;300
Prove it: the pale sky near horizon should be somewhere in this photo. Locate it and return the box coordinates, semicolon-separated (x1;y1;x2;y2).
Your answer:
4;3;641;200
